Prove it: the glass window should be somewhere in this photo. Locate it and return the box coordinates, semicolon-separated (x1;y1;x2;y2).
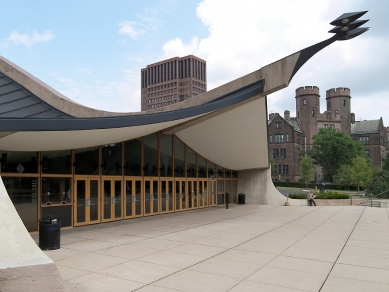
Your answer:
276;122;281;128
143;133;159;176
174;136;185;177
225;169;231;178
273;149;279;158
359;136;370;145
311;110;315;117
208;161;216;178
75;147;99;175
198;156;207;178
160;134;173;177
2;177;38;232
41;177;71;205
216;165;224;178
286;134;289;142
187;147;197;178
124;138;142;176
0;151;38;174
303;99;306;105
102;143;122;175
41;150;71;174
269;135;272;143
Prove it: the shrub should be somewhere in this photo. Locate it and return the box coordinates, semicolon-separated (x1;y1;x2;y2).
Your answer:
287;191;349;200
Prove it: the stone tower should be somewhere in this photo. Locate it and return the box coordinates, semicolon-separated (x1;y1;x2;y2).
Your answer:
295;86;320;145
325;87;352;136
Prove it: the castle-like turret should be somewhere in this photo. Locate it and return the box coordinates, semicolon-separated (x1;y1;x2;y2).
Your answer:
295;86;320;145
326;87;351;135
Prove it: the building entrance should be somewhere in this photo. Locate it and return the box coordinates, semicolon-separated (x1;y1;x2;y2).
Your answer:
198;180;208;208
102;178;122;222
175;179;187;211
160;179;174;213
124;179;143;218
187;179;198;209
144;179;159;216
208;180;217;206
74;177;100;226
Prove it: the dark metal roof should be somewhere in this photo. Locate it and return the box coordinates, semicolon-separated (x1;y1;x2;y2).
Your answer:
351;120;380;134
0;80;265;132
0;72;72;119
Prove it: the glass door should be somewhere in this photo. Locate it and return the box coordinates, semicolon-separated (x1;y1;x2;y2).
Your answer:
175;179;187;211
102;178;123;222
187;179;198;210
161;179;174;214
144;179;159;216
198;180;208;208
217;180;225;205
74;177;100;226
208;180;217;206
124;179;143;218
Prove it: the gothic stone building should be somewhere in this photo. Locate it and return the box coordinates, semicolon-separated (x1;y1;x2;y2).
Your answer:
268;86;388;182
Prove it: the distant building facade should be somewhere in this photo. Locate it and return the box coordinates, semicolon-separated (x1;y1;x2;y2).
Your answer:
268;86;388;182
140;55;207;111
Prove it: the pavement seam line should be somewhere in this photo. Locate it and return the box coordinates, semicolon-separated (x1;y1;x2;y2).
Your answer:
318;206;366;292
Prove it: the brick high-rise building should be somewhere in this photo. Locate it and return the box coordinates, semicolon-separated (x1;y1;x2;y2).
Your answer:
140;55;207;111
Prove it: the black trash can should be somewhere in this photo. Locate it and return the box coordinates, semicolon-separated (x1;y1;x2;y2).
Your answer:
319;183;326;193
238;193;246;204
39;216;61;250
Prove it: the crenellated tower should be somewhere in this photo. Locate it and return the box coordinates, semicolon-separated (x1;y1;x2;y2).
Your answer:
295;86;320;145
325;87;352;136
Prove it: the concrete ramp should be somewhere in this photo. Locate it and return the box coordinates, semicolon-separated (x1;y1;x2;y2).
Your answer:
0;177;64;291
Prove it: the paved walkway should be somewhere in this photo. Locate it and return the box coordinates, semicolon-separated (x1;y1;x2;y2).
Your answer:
31;205;389;292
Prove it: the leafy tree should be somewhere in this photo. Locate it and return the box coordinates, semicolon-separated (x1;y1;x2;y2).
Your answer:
269;156;275;171
308;128;367;182
382;152;389;171
334;163;353;188
300;156;314;188
348;156;372;192
366;169;389;198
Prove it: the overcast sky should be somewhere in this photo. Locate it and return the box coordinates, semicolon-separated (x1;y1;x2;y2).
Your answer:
0;0;386;122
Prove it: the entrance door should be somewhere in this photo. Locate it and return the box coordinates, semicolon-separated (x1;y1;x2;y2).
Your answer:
124;179;143;218
208;180;217;206
217;180;225;205
161;180;174;214
144;179;159;216
102;178;123;222
175;179;187;211
74;177;100;226
187;179;198;209
198;180;208;208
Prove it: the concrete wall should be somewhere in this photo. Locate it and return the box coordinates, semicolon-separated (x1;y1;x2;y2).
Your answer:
238;167;287;205
0;176;53;269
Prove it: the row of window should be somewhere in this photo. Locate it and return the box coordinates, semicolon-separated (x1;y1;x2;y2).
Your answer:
272;165;289;175
360;136;370;145
192;81;206;88
324;124;335;129
148;95;176;104
269;134;289;143
148;101;177;109
148;82;177;92
272;149;287;159
141;58;206;88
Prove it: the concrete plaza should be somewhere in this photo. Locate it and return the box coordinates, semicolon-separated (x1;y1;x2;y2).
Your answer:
32;205;389;292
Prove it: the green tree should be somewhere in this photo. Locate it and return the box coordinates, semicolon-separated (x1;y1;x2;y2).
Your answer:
300;156;314;188
334;163;353;188
269;156;275;171
349;156;372;192
308;128;367;182
366;169;389;198
382;152;389;171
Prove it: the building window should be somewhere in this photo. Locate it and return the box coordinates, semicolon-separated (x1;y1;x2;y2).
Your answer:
311;110;314;117
273;149;279;158
303;99;306;105
269;135;272;143
275;134;284;143
280;149;286;158
343;100;346;106
360;136;370;145
330;124;335;129
324;124;328;128
276;122;281;128
286;134;289;142
366;150;370;157
278;165;282;175
335;110;338;116
282;165;289;175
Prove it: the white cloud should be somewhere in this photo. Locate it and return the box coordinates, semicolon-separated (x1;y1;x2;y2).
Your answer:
78;68;92;74
7;30;55;47
159;0;387;121
118;21;146;39
55;70;140;113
